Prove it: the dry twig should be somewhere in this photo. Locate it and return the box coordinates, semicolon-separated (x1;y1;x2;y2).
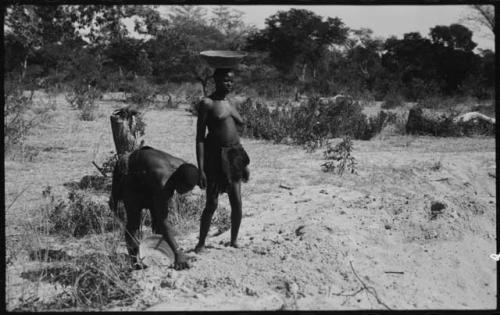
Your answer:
92;161;108;177
349;261;391;310
294;198;312;204
6;184;31;211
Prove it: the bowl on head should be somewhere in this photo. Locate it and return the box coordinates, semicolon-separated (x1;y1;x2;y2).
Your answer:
200;50;247;69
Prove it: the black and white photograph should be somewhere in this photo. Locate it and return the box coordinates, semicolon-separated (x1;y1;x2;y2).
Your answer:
4;2;497;311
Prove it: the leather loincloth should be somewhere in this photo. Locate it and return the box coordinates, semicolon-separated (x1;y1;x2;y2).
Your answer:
204;136;250;193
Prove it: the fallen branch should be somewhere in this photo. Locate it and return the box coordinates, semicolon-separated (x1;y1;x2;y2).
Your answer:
349;261;391;310
92;161;108;177
330;287;364;297
434;177;449;182
279;184;293;190
294;198;312;204
6;184;31;211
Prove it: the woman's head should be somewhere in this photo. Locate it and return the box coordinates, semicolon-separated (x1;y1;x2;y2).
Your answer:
213;68;234;94
172;163;199;194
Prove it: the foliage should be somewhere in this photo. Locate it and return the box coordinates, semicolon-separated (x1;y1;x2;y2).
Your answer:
4;78;55;151
66;86;102;121
381;90;404;109
101;153;120;176
167;193;205;235
17;251;139;310
247;9;349;81
321;136;357;175
43;187;118;238
123;76;157;108
464;5;495;38
4;6;495;117
239;96;394;147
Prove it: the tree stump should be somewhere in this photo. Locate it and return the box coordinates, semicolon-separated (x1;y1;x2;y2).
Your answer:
109;107;144;218
110;107;143;156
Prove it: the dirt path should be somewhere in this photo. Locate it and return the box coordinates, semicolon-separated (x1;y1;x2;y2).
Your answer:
5;100;496;310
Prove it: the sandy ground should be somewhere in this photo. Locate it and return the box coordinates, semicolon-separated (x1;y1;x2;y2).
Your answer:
5;94;497;310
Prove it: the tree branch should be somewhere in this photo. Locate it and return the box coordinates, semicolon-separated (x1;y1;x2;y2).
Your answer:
349;261;391;310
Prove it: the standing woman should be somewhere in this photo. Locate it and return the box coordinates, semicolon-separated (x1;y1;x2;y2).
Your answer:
194;51;250;253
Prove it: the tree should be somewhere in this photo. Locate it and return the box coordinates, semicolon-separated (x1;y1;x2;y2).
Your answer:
343;28;385;92
429;23;477;51
5;4;133;87
210;5;255;50
129;5;168;37
157;6;236;94
466;5;495;36
210;5;244;35
246;9;349;82
5;5;46;80
167;5;207;27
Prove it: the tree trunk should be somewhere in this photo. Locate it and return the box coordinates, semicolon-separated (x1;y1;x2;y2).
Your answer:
110;108;142;156
21;56;28;81
301;63;307;82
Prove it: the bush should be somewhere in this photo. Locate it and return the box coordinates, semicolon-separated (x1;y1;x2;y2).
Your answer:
321;135;357;175
239;96;392;147
405;107;462;137
365;111;399;138
17;252;140;311
65;85;102;121
43;187;118;238
4;80;54;151
381;90;404;109
167;193;205;235
101;153;120;176
123;76;157;108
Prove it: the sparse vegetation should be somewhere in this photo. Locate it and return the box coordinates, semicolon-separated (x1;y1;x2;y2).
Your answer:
167;193;205;235
65;85;102;121
123;76;157;109
381;90;404;109
4;4;496;311
321;135;357;175
239;97;399;149
4;79;55;152
42;187;119;238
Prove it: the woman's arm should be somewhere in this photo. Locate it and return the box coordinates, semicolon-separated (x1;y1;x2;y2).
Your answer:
196;98;210;188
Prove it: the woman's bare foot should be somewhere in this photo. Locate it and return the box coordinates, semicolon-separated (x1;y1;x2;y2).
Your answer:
224;241;239;248
194;243;206;253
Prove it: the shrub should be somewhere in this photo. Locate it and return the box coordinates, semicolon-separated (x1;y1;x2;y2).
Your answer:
321;135;357;175
16;252;140;311
405;107;466;137
98;153;120;177
4;80;54;151
212;207;231;235
78;175;112;192
364;111;399;139
381;90;404;109
168;193;205;235
456;119;496;136
239;96;387;147
43;188;118;238
65;85;102;121
124;76;157;108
